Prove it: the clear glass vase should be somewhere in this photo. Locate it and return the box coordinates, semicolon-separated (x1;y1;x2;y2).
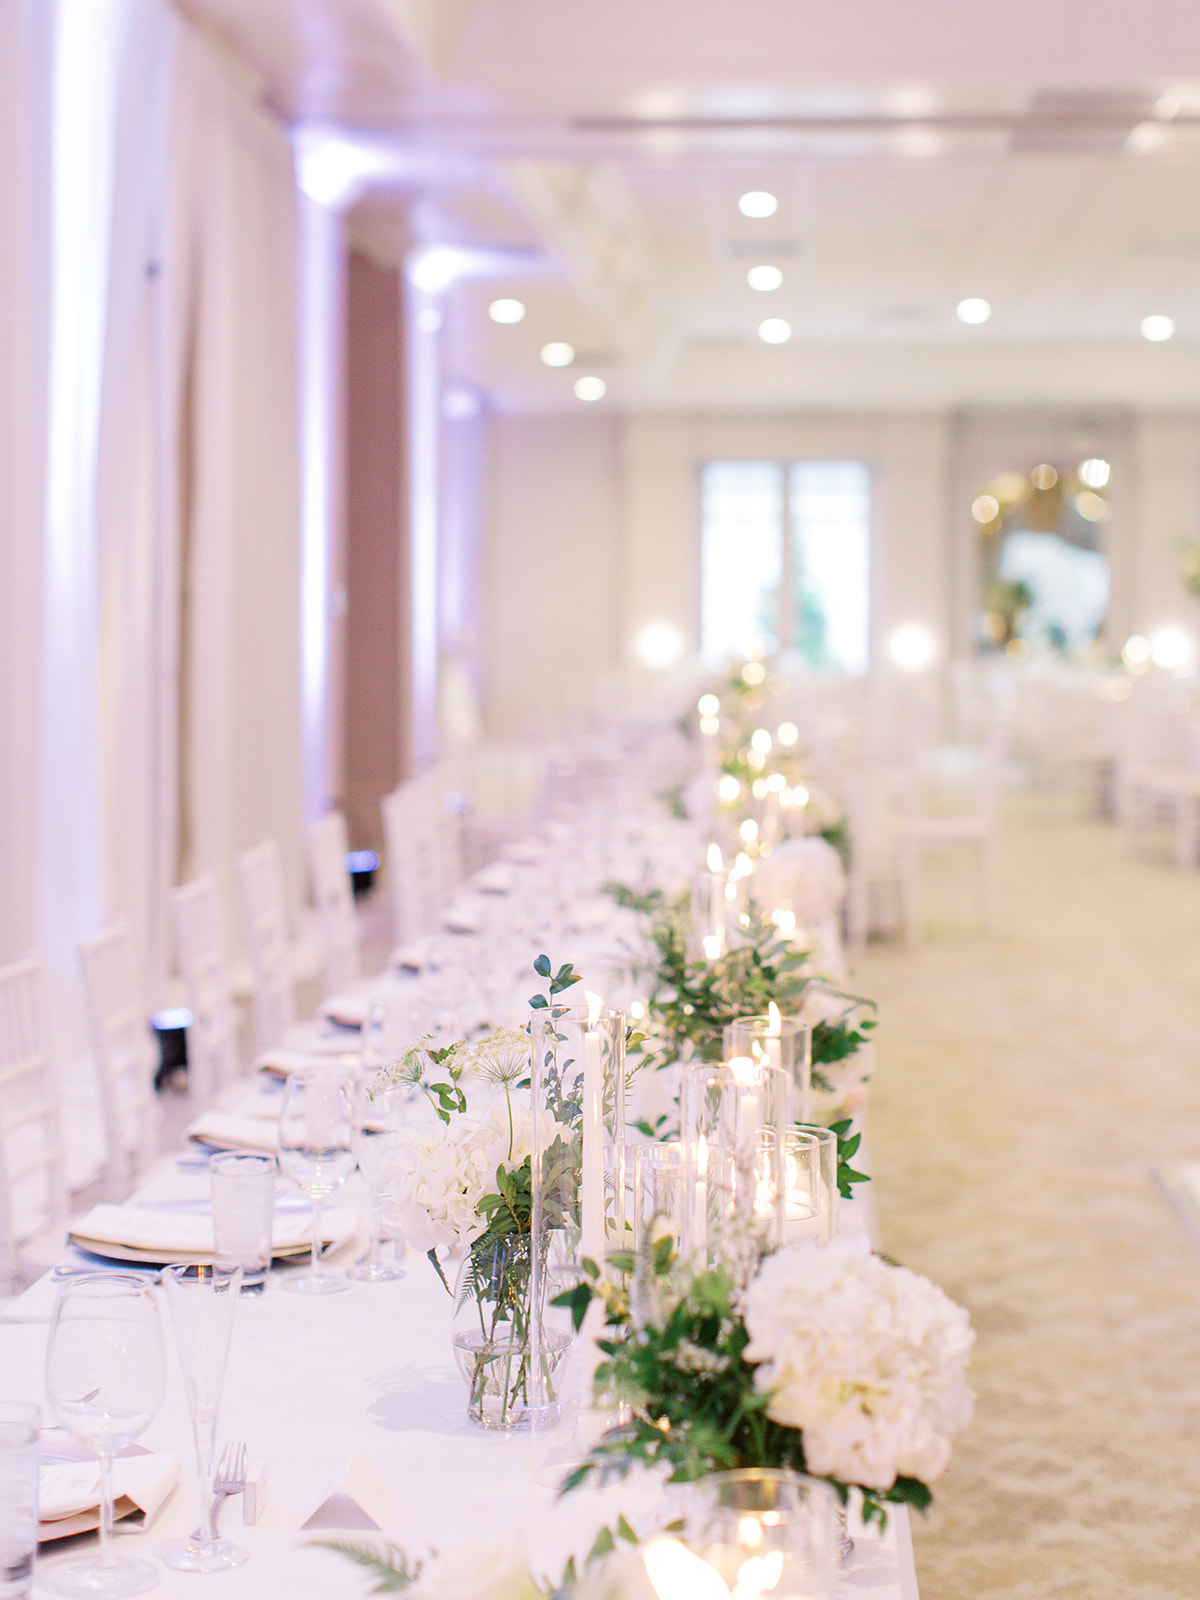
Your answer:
450;1234;566;1430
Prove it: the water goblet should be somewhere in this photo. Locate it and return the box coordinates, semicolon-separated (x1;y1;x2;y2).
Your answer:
156;1264;245;1573
44;1274;165;1599
348;1077;406;1283
277;1065;357;1294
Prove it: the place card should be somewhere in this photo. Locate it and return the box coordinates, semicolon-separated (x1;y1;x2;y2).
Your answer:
299;1454;396;1531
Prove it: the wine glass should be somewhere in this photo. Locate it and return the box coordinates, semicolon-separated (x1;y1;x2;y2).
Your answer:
349;1075;406;1283
44;1274;165;1598
277;1065;357;1294
156;1264;245;1572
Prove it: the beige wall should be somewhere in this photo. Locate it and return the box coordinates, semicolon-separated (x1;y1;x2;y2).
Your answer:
481;405;1200;737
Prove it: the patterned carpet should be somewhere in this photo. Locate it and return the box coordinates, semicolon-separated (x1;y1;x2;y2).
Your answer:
855;789;1200;1599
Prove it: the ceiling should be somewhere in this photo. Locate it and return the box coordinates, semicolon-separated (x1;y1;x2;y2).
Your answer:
176;0;1200;411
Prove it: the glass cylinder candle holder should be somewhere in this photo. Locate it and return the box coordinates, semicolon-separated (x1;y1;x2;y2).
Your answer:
757;1129;827;1249
529;1000;626;1426
726;1012;812;1124
682;1064;789;1260
794;1122;839;1244
685;1468;839;1600
690;856;730;962
632;1142;688;1257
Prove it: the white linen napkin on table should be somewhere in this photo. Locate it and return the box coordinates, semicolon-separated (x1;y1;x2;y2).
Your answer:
40;1448;180;1532
68;1202;356;1258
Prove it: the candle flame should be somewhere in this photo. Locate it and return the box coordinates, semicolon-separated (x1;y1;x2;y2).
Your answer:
729;1054;758;1086
707;841;724;872
643;1539;731;1600
697;1133;708;1175
767;1000;781;1035
585;989;603;1026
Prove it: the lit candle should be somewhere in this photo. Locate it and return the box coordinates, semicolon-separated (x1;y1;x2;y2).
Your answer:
581;995;605;1268
692;1134;708;1260
643;1539;731;1600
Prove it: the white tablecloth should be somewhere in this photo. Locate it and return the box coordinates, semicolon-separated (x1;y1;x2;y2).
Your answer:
4;1152;918;1599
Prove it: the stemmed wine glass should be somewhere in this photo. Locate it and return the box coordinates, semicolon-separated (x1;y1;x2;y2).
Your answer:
44;1274;166;1598
156;1264;245;1573
277;1065;357;1294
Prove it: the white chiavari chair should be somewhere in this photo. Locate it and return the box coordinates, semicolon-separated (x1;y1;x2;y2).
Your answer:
0;956;69;1294
893;724;1007;942
78;920;162;1201
306;812;362;994
169;872;242;1107
235;839;298;1052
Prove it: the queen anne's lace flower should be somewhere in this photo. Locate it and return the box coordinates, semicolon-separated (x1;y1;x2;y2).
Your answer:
375;1099;532;1255
742;1236;974;1490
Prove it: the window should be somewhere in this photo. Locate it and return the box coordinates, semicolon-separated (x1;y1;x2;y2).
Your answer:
700;459;871;673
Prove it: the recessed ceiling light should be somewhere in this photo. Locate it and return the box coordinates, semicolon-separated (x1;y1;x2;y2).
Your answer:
1141;313;1175;341
573;376;606;401
488;298;525;324
540;342;575;367
738;190;778;219
747;264;783;292
956;297;991;325
758;318;791;344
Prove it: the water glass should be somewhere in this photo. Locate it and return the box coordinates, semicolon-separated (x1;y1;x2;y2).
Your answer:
210;1152;276;1292
349;1080;406;1283
277;1065;357;1294
0;1402;38;1600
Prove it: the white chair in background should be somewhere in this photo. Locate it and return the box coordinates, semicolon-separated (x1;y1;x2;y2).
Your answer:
306;811;362;994
0;955;69;1294
893;725;1007;942
235;839;298;1053
77;920;162;1201
169;872;242;1106
843;760;920;954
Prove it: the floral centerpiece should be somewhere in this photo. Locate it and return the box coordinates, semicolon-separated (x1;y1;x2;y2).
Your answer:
607;889;873;1194
370;958;582;1429
558;1231;974;1528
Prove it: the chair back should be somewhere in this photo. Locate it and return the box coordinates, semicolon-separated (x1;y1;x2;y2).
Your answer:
78;920;161;1200
169;872;241;1105
235;840;297;1052
0;955;68;1293
306;812;361;994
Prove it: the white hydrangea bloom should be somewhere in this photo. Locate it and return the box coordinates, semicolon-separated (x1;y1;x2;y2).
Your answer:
742;1236;974;1490
374;1098;531;1256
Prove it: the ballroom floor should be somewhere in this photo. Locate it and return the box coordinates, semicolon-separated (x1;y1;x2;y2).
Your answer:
857;786;1200;1599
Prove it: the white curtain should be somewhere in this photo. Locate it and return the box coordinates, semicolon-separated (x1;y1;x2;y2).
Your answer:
7;0;307;1051
0;0;51;964
171;26;304;946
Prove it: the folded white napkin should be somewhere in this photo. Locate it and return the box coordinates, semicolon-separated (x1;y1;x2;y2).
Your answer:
388;943;428;972
253;1045;361;1078
503;838;543;865
69;1202;357;1258
472;861;515;894
40;1450;180;1527
185;1110;281;1153
318;994;369;1028
441;896;482;935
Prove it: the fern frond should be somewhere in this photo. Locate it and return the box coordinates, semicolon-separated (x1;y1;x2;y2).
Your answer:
308;1538;420;1592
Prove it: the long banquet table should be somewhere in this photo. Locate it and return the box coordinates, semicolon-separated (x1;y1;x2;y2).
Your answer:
7;788;921;1597
4;1147;920;1600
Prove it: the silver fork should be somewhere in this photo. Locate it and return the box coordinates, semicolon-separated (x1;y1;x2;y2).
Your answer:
191;1440;247;1540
